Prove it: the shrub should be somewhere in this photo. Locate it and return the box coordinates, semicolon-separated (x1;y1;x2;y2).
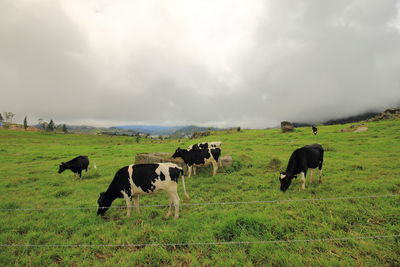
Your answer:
267;158;282;172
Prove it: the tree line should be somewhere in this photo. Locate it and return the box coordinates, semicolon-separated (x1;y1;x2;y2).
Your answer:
0;112;67;133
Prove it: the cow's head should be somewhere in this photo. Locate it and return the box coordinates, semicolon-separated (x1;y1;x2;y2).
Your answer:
172;148;184;158
97;192;111;216
58;162;68;174
279;172;297;192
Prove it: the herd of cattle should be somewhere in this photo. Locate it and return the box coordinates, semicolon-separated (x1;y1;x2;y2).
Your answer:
58;128;324;219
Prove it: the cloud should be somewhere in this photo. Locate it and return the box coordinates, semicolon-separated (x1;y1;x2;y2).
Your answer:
0;0;399;128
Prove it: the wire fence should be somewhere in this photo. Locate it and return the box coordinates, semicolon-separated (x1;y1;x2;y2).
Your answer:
0;194;398;212
1;234;399;248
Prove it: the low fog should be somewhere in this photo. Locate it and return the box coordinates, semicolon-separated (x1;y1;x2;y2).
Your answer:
1;0;399;128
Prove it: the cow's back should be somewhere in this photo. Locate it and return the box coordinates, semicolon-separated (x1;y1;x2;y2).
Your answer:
68;155;89;167
132;163;180;193
302;144;323;168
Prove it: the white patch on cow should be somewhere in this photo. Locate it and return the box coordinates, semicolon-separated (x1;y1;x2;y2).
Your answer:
154;163;178;191
280;173;286;180
152;163;182;219
210;141;222;148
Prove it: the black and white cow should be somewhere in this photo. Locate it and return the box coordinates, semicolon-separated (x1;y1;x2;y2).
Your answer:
58;155;89;178
279;144;324;192
172;147;221;177
312;126;318;135
188;141;222;150
97;163;189;219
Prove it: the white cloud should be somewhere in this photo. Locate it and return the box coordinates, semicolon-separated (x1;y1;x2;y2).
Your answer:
0;0;399;128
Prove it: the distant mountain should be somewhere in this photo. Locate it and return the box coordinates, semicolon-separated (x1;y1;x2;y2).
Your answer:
170;125;222;138
32;124;140;136
115;125;224;137
291;111;381;127
115;125;183;136
322;112;380;125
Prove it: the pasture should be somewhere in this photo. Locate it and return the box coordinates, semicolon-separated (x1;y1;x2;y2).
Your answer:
0;119;399;266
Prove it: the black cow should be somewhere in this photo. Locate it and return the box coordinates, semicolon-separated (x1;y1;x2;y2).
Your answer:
172;147;221;178
58;155;89;178
97;163;189;219
188;141;222;150
279;144;324;192
312;126;318;135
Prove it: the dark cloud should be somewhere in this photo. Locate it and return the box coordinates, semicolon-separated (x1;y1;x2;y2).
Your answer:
0;0;399;128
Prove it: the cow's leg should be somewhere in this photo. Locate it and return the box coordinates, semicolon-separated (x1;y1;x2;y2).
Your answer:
187;165;193;178
300;172;306;190
172;192;180;219
78;170;82;178
211;160;218;176
165;194;173;219
121;191;132;217
193;165;197;176
310;169;314;184
319;169;323;183
133;195;140;213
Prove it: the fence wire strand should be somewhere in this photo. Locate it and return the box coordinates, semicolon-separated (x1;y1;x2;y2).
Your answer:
0;194;398;212
1;234;399;248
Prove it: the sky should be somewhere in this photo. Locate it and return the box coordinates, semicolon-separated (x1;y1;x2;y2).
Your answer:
1;0;400;128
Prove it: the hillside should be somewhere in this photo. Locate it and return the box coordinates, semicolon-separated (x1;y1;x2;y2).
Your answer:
116;125;223;136
0;119;399;266
116;125;183;136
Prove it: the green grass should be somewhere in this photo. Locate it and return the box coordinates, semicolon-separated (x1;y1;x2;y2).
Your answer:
0;120;399;266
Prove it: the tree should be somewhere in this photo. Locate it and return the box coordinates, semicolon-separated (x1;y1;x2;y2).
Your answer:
38;118;45;129
0;113;3;122
3;112;15;123
47;119;55;131
62;124;68;133
23;116;28;130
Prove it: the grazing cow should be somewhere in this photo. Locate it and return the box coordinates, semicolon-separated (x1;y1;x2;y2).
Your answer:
188;141;222;150
58;155;89;178
312;126;318;135
97;163;189;219
172;147;221;177
279;144;324;192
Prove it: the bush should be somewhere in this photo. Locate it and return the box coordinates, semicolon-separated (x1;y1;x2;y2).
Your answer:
267;158;282;172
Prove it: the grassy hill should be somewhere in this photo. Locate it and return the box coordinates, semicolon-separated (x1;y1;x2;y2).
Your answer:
0;119;399;266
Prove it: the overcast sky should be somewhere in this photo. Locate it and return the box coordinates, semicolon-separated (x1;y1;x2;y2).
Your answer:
1;0;400;128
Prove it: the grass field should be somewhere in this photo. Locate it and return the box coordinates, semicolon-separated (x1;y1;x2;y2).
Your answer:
0;119;399;266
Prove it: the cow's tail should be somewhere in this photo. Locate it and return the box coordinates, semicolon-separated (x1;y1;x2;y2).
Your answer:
180;169;190;200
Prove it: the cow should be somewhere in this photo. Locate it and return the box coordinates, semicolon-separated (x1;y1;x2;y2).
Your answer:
172;147;221;178
312;126;318;135
58;155;89;178
279;144;324;192
188;141;222;150
97;163;189;219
